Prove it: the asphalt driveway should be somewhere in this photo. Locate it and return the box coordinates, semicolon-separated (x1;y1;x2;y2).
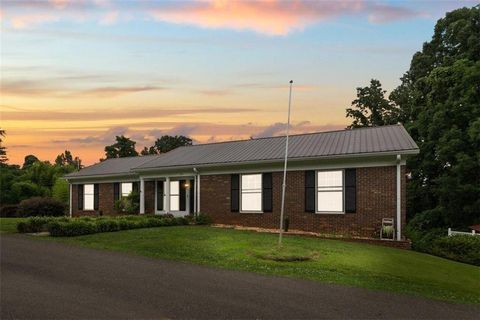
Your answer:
1;235;478;319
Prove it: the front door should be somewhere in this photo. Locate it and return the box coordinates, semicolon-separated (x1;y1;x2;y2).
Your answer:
156;179;194;216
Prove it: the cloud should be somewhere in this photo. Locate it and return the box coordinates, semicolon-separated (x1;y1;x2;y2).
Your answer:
2;107;259;121
368;4;427;24
99;11;118;25
254;121;341;138
0;80;164;98
2;0;429;34
148;0;426;35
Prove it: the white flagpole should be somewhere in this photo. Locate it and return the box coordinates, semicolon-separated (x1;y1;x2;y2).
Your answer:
279;80;293;246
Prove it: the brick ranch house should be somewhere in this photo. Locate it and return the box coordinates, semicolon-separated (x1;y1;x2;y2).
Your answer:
65;125;419;241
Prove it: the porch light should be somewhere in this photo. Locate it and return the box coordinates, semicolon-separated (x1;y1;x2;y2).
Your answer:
184;183;190;187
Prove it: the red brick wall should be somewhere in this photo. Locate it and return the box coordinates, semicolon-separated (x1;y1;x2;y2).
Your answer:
72;181;156;216
200;166;407;239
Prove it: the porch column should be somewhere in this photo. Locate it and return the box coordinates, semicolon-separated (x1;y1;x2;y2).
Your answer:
140;177;145;214
396;155;401;240
197;175;201;213
165;177;170;213
193;175;197;214
69;183;72;218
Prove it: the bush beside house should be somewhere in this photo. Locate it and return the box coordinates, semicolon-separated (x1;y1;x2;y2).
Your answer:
17;214;211;237
17;197;65;217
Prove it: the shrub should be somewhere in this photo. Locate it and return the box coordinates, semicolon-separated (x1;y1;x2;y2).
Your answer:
52;178;70;205
0;205;19;217
17;216;67;233
49;220;97;237
17;197;65;217
114;192;140;214
431;235;480;266
96;219;120;233
195;214;213;225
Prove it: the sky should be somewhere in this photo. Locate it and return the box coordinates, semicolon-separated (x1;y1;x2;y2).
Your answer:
0;0;476;166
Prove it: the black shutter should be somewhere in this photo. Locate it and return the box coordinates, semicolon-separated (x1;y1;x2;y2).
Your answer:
262;173;273;212
93;184;99;210
305;171;315;213
132;182;139;194
189;179;194;214
113;183;120;202
156;181;164;211
180;180;186;211
78;184;84;210
345;169;356;213
231;174;239;212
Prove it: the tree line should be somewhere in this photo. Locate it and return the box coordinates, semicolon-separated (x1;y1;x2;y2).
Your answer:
345;6;479;245
0;133;192;207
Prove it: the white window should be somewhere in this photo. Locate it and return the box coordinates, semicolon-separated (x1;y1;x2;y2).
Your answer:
241;174;262;212
317;170;344;213
169;180;180;211
121;182;133;197
84;184;94;210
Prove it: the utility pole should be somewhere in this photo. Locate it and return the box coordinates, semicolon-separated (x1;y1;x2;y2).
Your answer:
279;80;293;246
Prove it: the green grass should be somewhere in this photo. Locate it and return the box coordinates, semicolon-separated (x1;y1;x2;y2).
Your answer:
0;218;26;233
42;225;479;305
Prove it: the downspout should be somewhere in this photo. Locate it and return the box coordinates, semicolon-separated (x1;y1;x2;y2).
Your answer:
396;154;401;241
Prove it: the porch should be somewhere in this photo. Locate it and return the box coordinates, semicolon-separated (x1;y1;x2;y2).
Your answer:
139;175;199;217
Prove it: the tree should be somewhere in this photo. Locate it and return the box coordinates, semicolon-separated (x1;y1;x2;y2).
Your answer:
345;79;399;128
22;155;39;169
140;146;158;156
104;135;139;159
52;178;70;205
0;129;7;163
391;6;480;228
55;150;82;170
153;135;192;153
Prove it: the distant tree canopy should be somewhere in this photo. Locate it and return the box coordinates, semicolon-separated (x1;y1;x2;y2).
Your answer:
55;150;82;169
0;129;7;163
103;134;193;158
104;135;139;159
346;5;480;229
22;155;40;169
346;79;399;128
153;135;193;154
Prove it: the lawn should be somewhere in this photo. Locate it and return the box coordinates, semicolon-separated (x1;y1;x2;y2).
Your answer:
0;218;26;234
1;218;478;304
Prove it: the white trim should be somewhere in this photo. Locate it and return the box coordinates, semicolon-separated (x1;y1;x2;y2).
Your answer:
315;169;345;214
165;177;170;213
193;175;197;214
136;156;406;179
396;155;401;240
197;174;201;213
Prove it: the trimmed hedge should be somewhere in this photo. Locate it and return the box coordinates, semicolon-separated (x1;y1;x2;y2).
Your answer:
17;214;204;237
431;235;480;266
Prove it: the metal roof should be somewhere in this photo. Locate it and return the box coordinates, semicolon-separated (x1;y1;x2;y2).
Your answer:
65;154;158;178
66;125;418;178
137;124;418;170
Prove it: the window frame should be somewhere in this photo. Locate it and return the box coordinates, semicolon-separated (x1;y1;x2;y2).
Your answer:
240;173;263;213
120;182;133;198
315;169;345;214
83;184;95;211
